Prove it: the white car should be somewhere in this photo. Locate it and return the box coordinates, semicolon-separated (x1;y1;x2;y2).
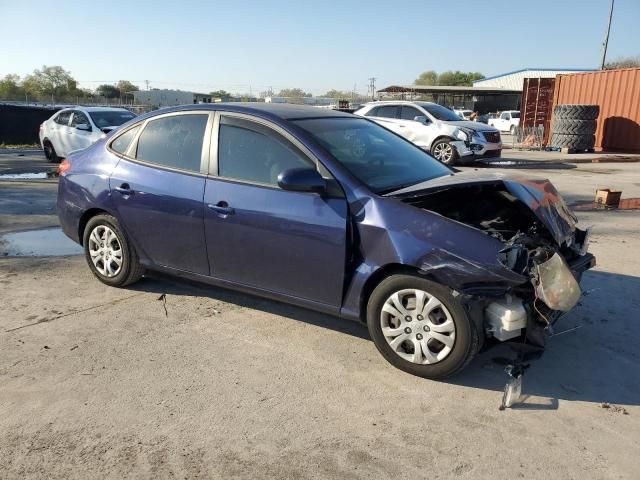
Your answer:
454;109;473;120
354;101;502;165
488;110;520;133
39;106;136;162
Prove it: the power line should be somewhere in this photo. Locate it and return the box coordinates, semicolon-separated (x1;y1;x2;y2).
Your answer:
368;77;377;100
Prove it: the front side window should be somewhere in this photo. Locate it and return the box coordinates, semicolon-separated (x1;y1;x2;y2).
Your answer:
110;126;141;155
416;103;462;121
218;116;313;186
501;112;509;120
55;111;71;125
400;106;422;120
70;111;90;127
135;114;207;172
293;117;451;194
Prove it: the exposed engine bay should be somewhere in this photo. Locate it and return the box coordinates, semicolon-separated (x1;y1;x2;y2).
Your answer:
395;178;593;349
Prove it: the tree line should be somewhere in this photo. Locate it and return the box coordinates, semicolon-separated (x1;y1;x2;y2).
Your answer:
414;70;485;86
0;65;140;103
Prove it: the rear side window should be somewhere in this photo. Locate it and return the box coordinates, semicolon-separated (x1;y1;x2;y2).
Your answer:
110;126;140;155
376;106;399;119
218;116;313;186
55;111;71;125
135;114;208;172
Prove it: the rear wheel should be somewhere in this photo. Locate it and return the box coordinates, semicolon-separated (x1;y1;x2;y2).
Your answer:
367;275;479;379
431;139;459;165
43;141;59;163
509;125;516;135
83;214;144;287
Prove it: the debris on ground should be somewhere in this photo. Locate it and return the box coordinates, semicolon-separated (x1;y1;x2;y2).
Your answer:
157;293;168;317
600;403;629;415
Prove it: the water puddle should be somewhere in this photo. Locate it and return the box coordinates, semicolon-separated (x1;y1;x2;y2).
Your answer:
570;198;640;211
0;228;83;256
474;160;576;170
0;170;58;180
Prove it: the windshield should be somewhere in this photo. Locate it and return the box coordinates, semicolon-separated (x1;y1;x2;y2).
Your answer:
417;103;463;121
89;110;136;128
293;117;451;193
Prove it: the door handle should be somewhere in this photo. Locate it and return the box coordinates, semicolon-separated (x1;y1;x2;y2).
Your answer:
114;183;133;195
207;201;234;216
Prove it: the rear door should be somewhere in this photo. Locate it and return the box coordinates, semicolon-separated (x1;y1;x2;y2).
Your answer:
68;110;94;152
203;113;348;306
109;111;213;274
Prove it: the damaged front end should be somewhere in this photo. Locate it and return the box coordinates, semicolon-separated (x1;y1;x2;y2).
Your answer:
392;172;595;351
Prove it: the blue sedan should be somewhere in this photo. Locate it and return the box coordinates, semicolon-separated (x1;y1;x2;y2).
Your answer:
57;104;594;378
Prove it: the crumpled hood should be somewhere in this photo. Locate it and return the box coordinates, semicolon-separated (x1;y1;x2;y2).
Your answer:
440;120;498;132
389;172;578;245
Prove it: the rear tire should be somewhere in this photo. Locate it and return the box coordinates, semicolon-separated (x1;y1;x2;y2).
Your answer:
431;139;459;165
82;214;145;287
367;274;479;379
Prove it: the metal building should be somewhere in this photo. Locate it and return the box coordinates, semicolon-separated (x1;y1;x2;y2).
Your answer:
474;68;593;91
131;89;213;108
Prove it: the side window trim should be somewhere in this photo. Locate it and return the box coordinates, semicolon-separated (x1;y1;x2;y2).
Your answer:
112;111;214;176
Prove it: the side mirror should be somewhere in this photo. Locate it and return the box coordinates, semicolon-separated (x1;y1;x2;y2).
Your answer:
413;115;429;124
76;123;91;131
277;167;326;194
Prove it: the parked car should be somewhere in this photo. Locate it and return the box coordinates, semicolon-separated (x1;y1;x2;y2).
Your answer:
354;101;502;164
57;104;594;379
453;109;473;120
477;112;498;124
40;106;136;162
488;110;520;133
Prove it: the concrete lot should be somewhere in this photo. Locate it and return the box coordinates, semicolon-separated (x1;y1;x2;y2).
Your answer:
1;150;639;479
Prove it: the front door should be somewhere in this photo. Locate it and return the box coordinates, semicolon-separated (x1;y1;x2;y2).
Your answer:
204;114;348;307
109;111;212;275
69;110;94;152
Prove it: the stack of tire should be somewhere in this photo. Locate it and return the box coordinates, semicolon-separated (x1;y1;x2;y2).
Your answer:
550;104;599;151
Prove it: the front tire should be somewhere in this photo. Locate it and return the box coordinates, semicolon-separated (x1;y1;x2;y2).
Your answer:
43;141;59;163
83;214;144;287
431;139;459;165
367;275;479;379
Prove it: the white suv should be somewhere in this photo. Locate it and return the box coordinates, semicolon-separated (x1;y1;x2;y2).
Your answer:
354;101;501;165
488;110;520;133
39;106;136;162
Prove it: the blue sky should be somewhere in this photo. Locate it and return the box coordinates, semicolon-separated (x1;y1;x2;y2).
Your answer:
1;0;639;95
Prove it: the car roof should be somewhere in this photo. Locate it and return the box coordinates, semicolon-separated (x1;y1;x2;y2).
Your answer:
58;106;133;113
145;103;354;121
361;100;437;107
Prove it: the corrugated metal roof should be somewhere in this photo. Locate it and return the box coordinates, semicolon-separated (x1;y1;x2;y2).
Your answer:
474;69;595;90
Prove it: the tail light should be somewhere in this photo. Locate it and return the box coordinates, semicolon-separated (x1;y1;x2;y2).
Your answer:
57;159;71;176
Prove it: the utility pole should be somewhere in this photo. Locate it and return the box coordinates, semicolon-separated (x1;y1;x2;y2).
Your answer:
145;80;150;91
368;77;377;100
600;0;615;70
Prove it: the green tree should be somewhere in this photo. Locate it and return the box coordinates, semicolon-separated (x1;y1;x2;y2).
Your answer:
115;80;139;102
0;74;24;100
277;88;311;97
322;89;353;99
209;89;231;98
604;55;640;69
23;65;77;98
414;70;438;86
96;84;120;99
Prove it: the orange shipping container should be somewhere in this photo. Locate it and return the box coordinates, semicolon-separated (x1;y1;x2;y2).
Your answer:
552;68;640;153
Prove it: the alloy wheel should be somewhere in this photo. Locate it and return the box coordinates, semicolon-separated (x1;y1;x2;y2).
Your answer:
433;142;453;163
380;288;456;364
88;225;123;278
